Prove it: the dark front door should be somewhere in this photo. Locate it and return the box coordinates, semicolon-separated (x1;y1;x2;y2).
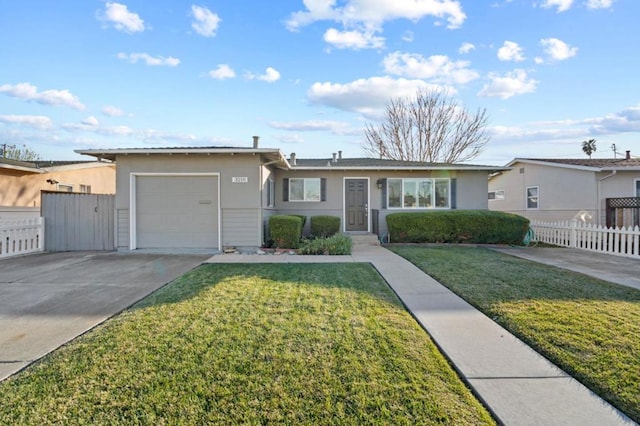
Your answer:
345;179;368;232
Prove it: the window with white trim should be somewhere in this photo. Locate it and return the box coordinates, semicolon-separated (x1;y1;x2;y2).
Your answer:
80;184;92;193
488;190;505;200
289;178;321;202
387;178;450;209
526;186;539;209
267;179;275;207
57;183;73;192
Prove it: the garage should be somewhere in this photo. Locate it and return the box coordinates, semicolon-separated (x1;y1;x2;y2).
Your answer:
134;175;219;249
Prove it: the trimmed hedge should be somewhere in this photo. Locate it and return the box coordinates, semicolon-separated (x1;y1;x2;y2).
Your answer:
291;215;307;235
310;215;341;238
269;215;302;248
386;210;529;244
299;234;352;255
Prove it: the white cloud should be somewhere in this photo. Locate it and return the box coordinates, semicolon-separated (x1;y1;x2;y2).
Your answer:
269;120;355;135
586;0;614;9
402;31;414;42
0;114;53;129
208;64;236;80
141;129;197;142
586;105;640;133
382;52;479;85
478;69;538;99
323;28;385;49
191;5;220;37
540;38;578;61
247;67;281;83
307;76;439;117
541;0;574;12
82;116;99;127
497;41;525;62
0;82;85;110
102;105;125;117
117;52;180;67
99;2;145;33
458;42;475;54
286;0;467;31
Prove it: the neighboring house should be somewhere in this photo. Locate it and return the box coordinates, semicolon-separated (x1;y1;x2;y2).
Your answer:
0;158;116;208
76;142;505;251
488;153;640;226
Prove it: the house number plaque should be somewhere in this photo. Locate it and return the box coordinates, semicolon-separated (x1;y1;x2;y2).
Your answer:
232;177;248;183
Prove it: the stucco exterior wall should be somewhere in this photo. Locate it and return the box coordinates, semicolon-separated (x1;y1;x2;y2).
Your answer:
0;164;115;207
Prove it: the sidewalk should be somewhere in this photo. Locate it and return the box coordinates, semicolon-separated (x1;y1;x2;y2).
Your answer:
206;244;636;426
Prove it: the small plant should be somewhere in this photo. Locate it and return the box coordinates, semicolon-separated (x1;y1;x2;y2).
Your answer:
268;215;302;248
299;234;352;255
310;215;340;238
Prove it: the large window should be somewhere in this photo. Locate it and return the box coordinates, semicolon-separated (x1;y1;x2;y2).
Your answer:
289;178;321;202
387;178;450;209
526;186;539;209
635;179;640;197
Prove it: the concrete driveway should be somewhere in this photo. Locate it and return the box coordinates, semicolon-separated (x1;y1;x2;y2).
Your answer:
0;251;209;381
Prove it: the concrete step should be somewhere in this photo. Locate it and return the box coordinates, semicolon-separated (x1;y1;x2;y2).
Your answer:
347;233;380;246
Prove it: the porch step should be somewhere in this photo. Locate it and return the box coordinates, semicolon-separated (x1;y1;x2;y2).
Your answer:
348;233;380;246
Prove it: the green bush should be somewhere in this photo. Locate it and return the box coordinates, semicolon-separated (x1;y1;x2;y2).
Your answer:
310;215;341;238
299;234;352;255
269;215;302;248
291;215;307;235
386;210;529;244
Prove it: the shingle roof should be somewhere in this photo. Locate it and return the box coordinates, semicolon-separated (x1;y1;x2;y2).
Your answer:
521;157;640;169
293;157;503;170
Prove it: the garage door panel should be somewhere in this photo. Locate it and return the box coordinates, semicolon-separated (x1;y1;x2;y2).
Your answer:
136;176;218;249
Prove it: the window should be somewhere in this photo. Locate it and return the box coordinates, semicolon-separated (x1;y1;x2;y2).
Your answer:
267;179;275;207
57;183;73;192
387;178;450;209
635;179;640;197
526;186;539;209
289;178;321;202
80;184;92;193
488;190;505;200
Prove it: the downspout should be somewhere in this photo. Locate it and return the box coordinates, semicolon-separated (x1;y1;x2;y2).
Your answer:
598;170;616;226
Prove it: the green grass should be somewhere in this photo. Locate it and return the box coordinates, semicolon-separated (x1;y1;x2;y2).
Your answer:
389;245;640;422
0;263;494;425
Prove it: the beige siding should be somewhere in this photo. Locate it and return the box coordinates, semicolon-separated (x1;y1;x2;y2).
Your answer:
222;208;261;247
116;209;129;248
489;162;599;223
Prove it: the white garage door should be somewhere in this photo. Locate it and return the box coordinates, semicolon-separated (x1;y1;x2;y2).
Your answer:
135;175;218;249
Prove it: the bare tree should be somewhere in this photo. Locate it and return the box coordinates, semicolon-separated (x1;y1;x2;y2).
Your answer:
0;144;41;161
363;89;490;163
581;139;596;159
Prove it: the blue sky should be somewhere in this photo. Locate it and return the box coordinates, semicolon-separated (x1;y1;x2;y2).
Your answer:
0;0;638;165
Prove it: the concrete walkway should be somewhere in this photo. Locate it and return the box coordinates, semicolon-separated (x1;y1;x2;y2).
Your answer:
206;244;636;425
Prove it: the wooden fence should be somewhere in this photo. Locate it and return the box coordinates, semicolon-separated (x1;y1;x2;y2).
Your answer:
531;219;640;259
0;217;45;259
41;192;115;251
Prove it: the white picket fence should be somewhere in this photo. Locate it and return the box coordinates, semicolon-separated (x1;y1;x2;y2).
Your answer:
0;218;45;259
531;219;640;259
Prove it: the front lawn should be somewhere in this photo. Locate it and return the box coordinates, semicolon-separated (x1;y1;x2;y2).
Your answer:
389;245;640;422
0;263;494;425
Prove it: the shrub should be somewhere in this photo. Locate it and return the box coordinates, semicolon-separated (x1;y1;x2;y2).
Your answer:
386;210;529;244
268;215;302;248
299;234;352;255
291;215;307;235
310;215;341;238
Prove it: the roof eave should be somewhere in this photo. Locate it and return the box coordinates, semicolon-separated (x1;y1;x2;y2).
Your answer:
291;166;509;172
0;163;44;174
506;158;602;172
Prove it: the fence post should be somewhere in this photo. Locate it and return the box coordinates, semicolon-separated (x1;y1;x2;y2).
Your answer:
570;219;578;248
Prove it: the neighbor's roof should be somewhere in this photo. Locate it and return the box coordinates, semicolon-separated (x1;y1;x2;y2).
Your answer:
0;157;113;174
507;157;640;171
0;157;44;174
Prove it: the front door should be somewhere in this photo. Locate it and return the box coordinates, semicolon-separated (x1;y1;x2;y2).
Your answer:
345;179;368;232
